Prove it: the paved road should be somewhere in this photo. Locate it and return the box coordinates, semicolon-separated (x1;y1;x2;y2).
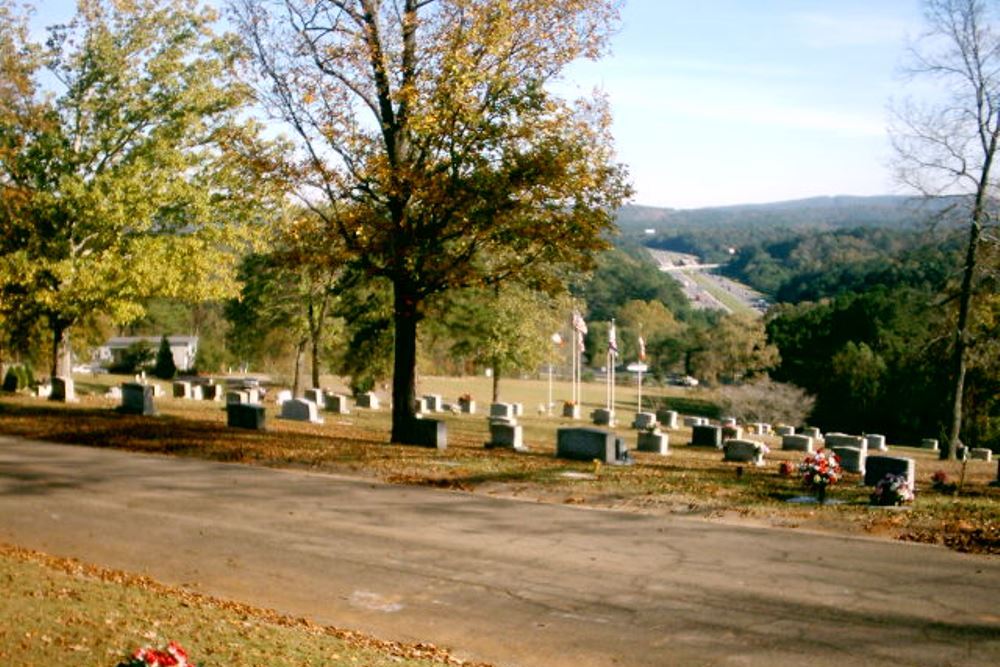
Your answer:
2;437;998;667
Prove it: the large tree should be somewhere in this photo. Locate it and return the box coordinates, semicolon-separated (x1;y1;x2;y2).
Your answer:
234;0;631;443
892;0;1000;459
0;0;276;378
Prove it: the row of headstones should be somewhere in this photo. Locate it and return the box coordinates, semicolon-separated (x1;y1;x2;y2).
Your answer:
416;394;478;415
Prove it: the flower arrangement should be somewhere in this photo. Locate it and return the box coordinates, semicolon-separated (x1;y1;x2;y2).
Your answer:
799;449;841;502
931;470;948;487
870;473;915;506
458;393;473;403
118;642;196;667
778;460;795;477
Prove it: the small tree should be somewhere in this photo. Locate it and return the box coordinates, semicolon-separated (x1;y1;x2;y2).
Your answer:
152;336;177;380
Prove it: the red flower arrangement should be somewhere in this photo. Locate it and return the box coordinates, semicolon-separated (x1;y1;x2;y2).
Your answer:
799;449;841;502
118;641;195;667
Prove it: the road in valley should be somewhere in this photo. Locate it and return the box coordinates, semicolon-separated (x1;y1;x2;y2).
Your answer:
648;248;767;315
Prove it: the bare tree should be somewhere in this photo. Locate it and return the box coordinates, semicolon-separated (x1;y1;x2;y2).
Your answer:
892;0;1000;459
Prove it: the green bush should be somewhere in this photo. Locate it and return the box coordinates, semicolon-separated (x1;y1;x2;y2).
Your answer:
2;364;32;392
152;336;177;379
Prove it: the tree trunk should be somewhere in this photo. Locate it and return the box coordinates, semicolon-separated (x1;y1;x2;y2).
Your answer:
946;212;983;460
292;339;306;397
491;358;500;403
390;281;420;444
310;337;320;389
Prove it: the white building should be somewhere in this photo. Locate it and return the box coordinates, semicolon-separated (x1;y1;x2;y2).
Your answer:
97;336;199;371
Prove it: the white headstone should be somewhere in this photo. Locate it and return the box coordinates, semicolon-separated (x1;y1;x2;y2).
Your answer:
280;398;324;424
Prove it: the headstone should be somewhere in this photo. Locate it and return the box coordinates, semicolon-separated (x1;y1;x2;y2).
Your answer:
826;432;864;449
921;438;940;452
683;416;709;427
801;426;822;440
750;422;772;435
226;391;249;405
775;425;795;437
49;377;76;402
35;384;52;398
275;389;292;406
486;422;525;451
173;381;192;399
992;460;1000;487
151;384;165;398
832;446;865;474
414;397;429;414
956;445;968;461
556;427;631;464
782;434;814;453
591;408;615;426
511;402;524;417
690;424;722;448
304;388;327;409
721;417;738;428
722;426;743;441
280;398;324;424
864;456;916;490
490;402;514;419
119;382;155;416
327;394;351;414
865;434;887;452
970;448;993;462
423;394;443;412
403;418;447;449
632;412;657;430
106;386;122;400
227;403;265;430
656;410;679;429
191;384;205;400
458;397;476;414
562;402;581;419
636;430;669;455
202;384;223;401
723;439;767;466
355;392;380;409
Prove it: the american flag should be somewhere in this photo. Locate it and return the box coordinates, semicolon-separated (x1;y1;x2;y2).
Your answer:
571;310;588;335
608;320;618;357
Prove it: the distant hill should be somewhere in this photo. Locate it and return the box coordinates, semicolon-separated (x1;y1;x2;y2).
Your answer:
616;195;961;234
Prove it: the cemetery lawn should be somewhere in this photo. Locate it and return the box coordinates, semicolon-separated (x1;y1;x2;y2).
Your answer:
0;374;998;556
0;543;483;667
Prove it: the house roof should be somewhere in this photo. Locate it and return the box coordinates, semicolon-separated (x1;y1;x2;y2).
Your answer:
105;336;198;348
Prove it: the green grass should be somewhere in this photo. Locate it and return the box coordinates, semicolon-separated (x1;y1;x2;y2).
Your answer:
0;545;481;667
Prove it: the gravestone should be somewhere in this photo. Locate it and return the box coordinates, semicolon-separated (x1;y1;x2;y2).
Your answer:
865;434;887;452
35;384;51;398
49;377;76;402
723;439;766;466
486;422;525;451
404;418;447;449
992;460;1000;487
833;446;865;474
690;424;722;448
749;422;772;435
775;425;795;437
226;391;249;405
275;389;292;406
120;383;155;416
151;384;165;398
280;398;324;424
202;384;223;401
106;386;122;400
632;412;657;430
957;445;968;461
190;384;205;400
511;403;524;417
562;402;581;419
656;410;679;429
864;456;915;489
227;403;265;430
327;394;351;414
683;416;708;427
970;448;993;462
637;430;669;454
721;417;738;428
801;426;822;440
826;433;866;453
423;394;443;412
414;397;429;414
173;381;192;399
921;438;940;452
458;398;476;414
490;402;514;419
722;426;743;441
782;434;814;453
556;427;631;464
591;408;615;426
304;388;327;409
355;392;380;409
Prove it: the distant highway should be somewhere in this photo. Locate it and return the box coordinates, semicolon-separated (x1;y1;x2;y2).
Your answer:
648;248;768;316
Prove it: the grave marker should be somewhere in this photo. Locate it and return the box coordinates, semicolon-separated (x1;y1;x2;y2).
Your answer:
49;377;76;402
120;383;155;416
782;434;814;453
556;427;631;464
656;410;679;429
227;403;265;430
864;456;916;489
280;398;324;424
636;430;669;455
723;439;767;466
690;424;722;448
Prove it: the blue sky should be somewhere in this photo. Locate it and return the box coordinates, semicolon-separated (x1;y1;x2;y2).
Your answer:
32;1;929;209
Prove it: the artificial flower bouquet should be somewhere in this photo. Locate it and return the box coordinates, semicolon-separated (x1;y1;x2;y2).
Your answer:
870;473;915;506
799;449;841;502
118;641;196;667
